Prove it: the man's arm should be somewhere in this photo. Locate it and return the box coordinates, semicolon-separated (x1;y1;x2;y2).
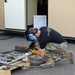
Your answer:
39;49;45;57
29;42;45;57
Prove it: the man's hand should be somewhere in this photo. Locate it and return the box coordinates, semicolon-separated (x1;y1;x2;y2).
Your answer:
30;49;45;57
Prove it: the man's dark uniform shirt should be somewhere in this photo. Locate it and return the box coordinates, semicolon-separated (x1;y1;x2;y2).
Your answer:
38;27;66;49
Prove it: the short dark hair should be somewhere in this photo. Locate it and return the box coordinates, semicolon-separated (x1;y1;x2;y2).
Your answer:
27;28;38;35
25;28;38;41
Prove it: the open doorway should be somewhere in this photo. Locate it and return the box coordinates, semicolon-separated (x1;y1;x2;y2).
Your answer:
27;0;48;28
37;0;48;24
37;0;48;15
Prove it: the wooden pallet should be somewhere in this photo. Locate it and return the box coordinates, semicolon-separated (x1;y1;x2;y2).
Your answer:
0;56;30;75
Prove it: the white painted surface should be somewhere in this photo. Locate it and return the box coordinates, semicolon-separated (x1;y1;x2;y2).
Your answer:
4;0;26;29
34;15;47;29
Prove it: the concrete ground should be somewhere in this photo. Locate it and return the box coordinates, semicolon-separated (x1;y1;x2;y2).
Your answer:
0;34;75;75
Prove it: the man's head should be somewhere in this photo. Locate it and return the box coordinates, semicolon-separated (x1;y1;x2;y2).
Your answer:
25;28;39;42
27;28;38;35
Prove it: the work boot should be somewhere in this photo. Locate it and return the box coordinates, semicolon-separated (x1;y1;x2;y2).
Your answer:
61;51;74;64
40;57;55;68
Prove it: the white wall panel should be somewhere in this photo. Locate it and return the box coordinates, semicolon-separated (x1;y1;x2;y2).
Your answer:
4;0;26;30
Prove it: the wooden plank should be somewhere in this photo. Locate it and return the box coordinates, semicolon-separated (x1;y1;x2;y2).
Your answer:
0;70;11;75
0;55;30;75
0;61;30;75
21;62;30;70
0;60;30;70
10;56;30;70
10;61;30;70
0;66;8;70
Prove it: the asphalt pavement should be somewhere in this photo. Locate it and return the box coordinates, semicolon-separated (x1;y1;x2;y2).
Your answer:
0;34;75;75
